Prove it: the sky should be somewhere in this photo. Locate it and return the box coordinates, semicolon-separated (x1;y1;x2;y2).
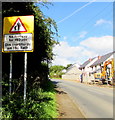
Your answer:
38;1;113;66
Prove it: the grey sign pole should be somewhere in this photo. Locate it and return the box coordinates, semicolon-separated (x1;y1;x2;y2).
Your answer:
24;52;27;103
9;53;13;95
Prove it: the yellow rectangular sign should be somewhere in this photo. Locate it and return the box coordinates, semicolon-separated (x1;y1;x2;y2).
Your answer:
3;15;34;53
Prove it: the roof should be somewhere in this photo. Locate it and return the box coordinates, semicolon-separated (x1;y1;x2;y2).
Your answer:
79;58;95;69
90;51;114;67
79;60;90;69
66;63;80;72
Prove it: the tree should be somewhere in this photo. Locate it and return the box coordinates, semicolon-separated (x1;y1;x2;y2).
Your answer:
2;2;60;103
49;65;65;78
2;2;59;119
65;64;73;70
2;2;58;88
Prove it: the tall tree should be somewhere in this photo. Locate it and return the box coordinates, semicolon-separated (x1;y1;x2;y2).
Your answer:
2;2;58;91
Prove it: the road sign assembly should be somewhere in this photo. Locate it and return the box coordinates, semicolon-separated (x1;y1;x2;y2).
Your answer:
3;15;34;102
3;15;34;52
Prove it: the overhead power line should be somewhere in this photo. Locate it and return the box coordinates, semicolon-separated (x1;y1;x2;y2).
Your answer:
71;2;112;36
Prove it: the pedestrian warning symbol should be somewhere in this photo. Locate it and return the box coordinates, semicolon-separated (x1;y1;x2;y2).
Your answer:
9;18;27;33
3;15;34;53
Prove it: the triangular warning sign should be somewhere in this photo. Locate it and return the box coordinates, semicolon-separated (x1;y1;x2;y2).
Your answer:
9;18;27;33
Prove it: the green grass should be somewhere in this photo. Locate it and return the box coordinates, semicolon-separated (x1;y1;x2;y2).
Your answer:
2;80;58;119
50;77;62;79
39;91;58;118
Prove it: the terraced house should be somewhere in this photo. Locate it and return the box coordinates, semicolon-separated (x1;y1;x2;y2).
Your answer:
79;51;115;84
79;57;98;83
62;51;114;84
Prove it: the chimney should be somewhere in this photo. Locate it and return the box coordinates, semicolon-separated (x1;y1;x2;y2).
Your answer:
98;56;101;59
89;58;92;61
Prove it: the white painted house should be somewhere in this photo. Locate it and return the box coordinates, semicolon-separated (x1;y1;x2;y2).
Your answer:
62;51;114;83
79;51;115;83
90;51;115;83
62;64;82;81
90;52;114;73
79;57;98;83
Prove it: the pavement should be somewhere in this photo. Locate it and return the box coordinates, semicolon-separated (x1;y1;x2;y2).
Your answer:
56;87;86;119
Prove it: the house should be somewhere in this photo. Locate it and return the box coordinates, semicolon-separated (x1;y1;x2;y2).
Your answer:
79;51;115;83
62;51;115;83
62;63;82;81
90;51;115;83
90;51;114;73
79;57;98;83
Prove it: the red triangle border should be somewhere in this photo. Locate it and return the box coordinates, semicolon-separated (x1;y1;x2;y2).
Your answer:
9;18;27;33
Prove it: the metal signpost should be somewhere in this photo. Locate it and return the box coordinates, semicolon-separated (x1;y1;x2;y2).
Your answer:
3;15;34;102
9;53;12;95
24;53;27;103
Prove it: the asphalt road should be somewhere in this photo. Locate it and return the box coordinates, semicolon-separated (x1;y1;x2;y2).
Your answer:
51;79;113;118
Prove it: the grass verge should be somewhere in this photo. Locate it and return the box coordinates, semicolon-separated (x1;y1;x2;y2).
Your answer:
1;80;58;119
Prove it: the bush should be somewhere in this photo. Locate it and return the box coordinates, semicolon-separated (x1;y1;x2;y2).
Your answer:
2;80;58;119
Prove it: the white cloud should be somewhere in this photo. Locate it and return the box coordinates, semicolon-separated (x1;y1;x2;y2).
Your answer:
94;19;112;26
52;57;71;67
52;41;96;66
53;41;82;58
52;35;113;66
80;36;113;54
52;41;82;66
